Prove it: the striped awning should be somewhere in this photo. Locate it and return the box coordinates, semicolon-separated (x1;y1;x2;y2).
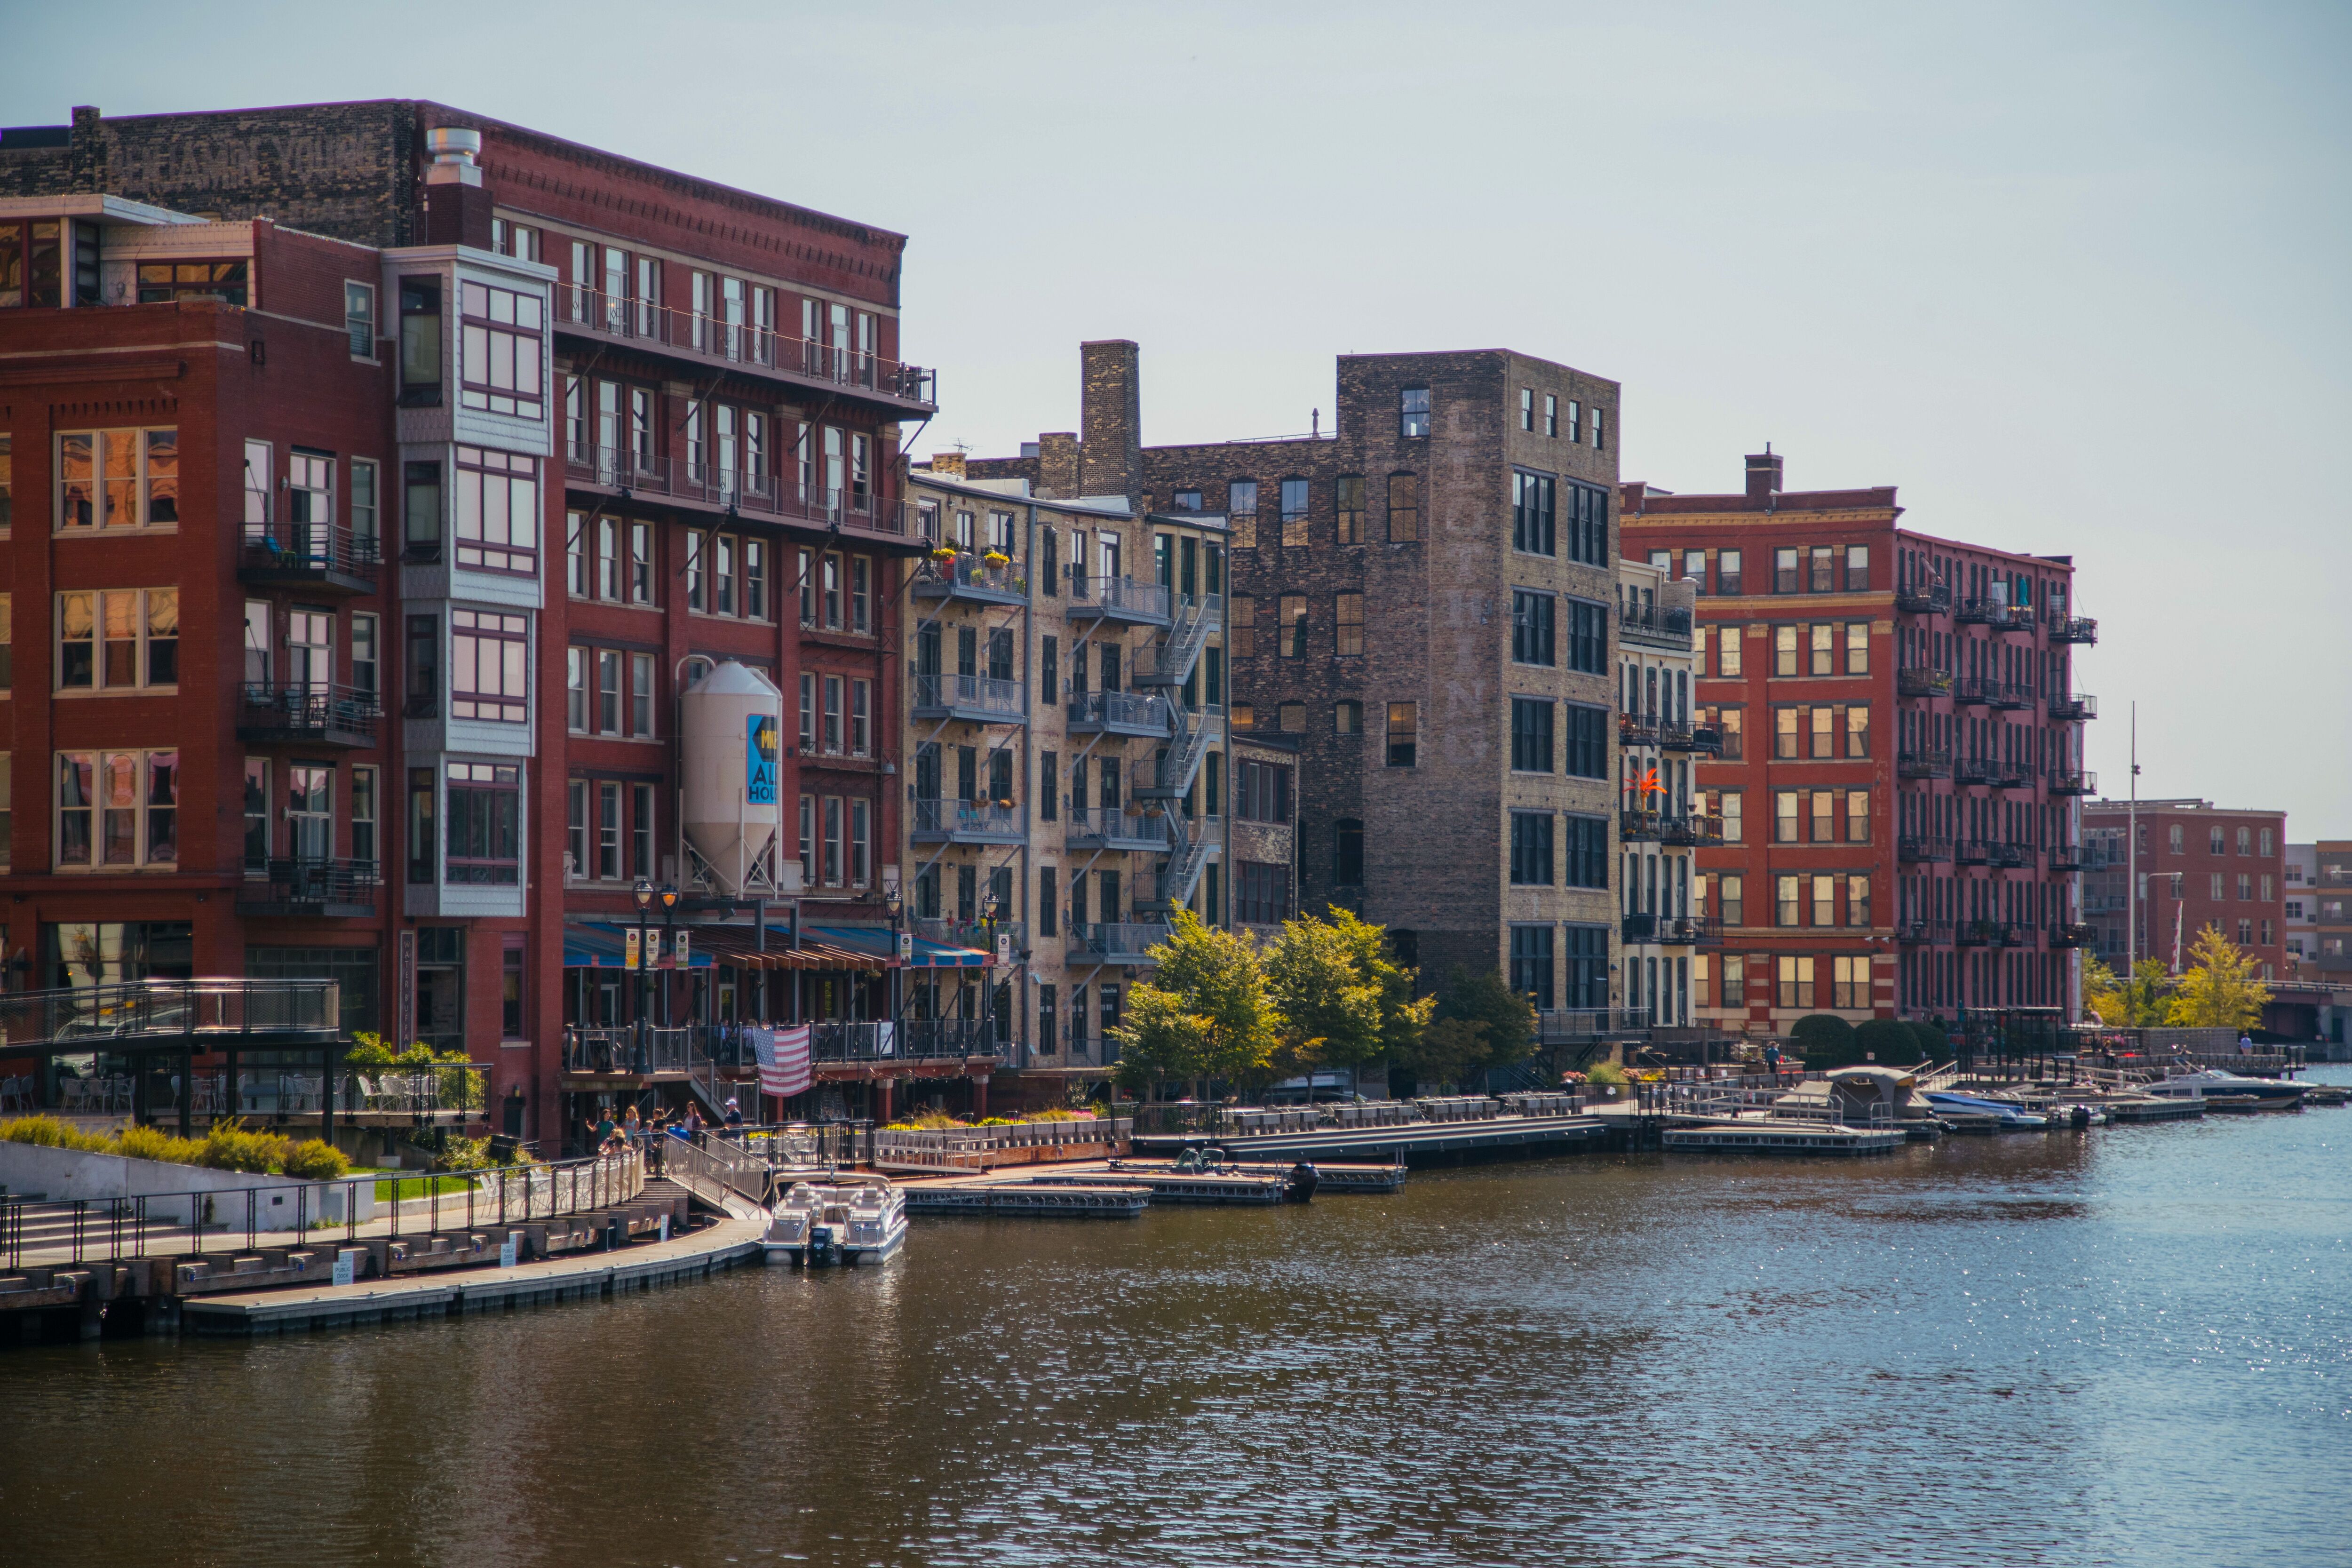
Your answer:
691;923;890;972
807;924;993;970
561;923;716;969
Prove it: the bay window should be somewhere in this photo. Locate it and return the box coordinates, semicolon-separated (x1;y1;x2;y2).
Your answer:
445;762;522;884
453;447;538;574
458;280;545;417
450;609;529;723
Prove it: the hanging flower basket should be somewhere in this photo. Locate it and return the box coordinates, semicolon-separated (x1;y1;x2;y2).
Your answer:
982;550;1011;569
930;546;958;564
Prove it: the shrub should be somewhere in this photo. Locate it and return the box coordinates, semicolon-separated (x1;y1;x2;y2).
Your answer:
1584;1061;1628;1087
1791;1013;1858;1067
1;1115;105;1152
200;1120;286;1174
114;1125;205;1164
1028;1108;1093;1122
1854;1018;1921;1066
280;1139;351;1180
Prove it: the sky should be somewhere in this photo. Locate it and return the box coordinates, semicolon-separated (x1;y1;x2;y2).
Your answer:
7;0;2347;829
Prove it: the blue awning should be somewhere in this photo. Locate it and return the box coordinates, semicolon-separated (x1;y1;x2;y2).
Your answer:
805;924;993;969
562;923;716;969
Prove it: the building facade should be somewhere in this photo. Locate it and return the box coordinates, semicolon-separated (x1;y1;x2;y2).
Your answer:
0;102;938;1148
1623;452;2094;1032
2285;841;2317;973
1614;556;1714;1028
2079;799;2289;979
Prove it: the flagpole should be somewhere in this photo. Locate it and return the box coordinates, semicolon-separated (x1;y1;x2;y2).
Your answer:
2127;702;2139;980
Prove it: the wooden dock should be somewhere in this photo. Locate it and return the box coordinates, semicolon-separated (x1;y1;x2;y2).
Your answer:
1128;1113;1608;1166
2103;1096;2207;1123
899;1183;1148;1218
1660;1122;1905;1156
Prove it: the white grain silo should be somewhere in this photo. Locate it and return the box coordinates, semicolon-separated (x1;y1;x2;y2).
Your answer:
679;660;787;895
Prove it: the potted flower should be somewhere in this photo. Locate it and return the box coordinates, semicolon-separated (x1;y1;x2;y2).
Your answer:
982;550;1010;570
929;545;958;565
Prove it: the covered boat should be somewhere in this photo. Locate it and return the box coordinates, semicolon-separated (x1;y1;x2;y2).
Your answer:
2143;1068;2306;1108
764;1176;908;1266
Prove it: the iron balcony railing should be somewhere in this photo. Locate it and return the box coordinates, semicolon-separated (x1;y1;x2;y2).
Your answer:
1955;838;1992;865
555;287;937;409
0;978;341;1057
1898;667;1953;698
2048;690;2098;722
1894;919;1950;946
916;553;1031;601
1536;1008;1650;1042
1069;923;1170;962
1658;813;1724;847
1985;841;2026;868
1066;574;1173;621
1617;598;1693;646
2049;768;2098;796
236;857;381;915
1894;582;1950;614
1066;690;1170;734
1621;912;1657;943
1957;918;2025;948
1620;808;1664;842
911;798;1023;840
1684;723;1723;756
2047;842;2088;872
911;672;1026;721
1899;836;1954;864
1619;713;1662;748
1985;680;2034;711
1953;675;1995;706
561;444;910;536
1898;748;1951;780
1656;915;1721;946
1955;756;2000;786
237;682;381;744
238;521;381;587
2049;922;2097;948
2048;612;2098;645
1065;804;1169;851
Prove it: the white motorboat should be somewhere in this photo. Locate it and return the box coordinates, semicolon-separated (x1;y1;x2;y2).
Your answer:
763;1176;908;1266
2143;1068;2306;1108
1922;1090;2050;1129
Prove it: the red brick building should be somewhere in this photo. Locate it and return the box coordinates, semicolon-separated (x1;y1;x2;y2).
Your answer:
1622;452;2095;1032
0;102;937;1150
2081;798;2288;979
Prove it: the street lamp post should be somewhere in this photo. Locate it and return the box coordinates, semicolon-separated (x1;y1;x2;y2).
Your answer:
659;884;680;1028
632;878;654;1072
979;886;1004;1060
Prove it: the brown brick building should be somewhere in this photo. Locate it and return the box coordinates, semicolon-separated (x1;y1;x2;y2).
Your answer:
972;343;1627;1028
0;101;938;1149
2082;798;2288;979
1622;453;2095;1030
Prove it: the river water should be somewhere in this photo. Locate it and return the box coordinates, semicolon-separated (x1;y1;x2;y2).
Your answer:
3;1073;2347;1568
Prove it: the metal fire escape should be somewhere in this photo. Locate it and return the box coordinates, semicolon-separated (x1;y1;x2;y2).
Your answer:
1134;590;1223;916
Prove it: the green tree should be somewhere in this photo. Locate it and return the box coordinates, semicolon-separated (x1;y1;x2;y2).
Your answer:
2087;956;2175;1027
1111;910;1279;1098
1391;967;1531;1092
2167;924;2272;1030
1854;1017;1922;1065
1790;1012;1855;1066
1263;907;1434;1078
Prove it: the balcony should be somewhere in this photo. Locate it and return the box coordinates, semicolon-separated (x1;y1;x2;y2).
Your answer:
2048;690;2097;722
1953;675;1994;706
2048;842;2087;873
1898;748;1951;780
1621;912;1657;943
1898;836;1954;864
1955;756;1999;787
2048;768;2098;796
1955;596;1997;626
1066;691;1171;738
1657;915;1721;947
2048;613;2098;645
1065;804;1169;853
236;858;380;918
552;287;937;414
1685;723;1723;756
1995;762;2036;792
1894;582;1950;615
913;552;1031;606
1985;680;2033;711
914;918;1025;956
237;683;380;748
1659;813;1724;848
238;521;379;594
911;673;1027;725
1985;841;2026;868
1894;919;1949;946
1618;713;1662;749
1065;574;1172;626
1618;598;1693;650
1069;922;1170;965
1898;667;1953;698
1955;838;1991;866
1620;808;1664;843
560;445;909;539
1536;1008;1650;1043
910;798;1024;845
2049;922;2097;949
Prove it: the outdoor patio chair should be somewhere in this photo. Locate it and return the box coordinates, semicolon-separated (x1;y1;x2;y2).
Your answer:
59;1078;89;1113
0;1075;23;1114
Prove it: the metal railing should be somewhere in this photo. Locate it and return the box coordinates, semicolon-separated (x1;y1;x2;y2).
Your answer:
1894;582;1950;614
1067;574;1172;619
1898;667;1953;697
2049;768;2098;795
1898;748;1952;779
1069;922;1170;961
561;444;910;536
1658;813;1724;847
0;978;341;1056
236;857;381;912
2048;691;2097;722
1617;598;1693;644
561;1024;709;1075
1066;804;1168;850
894;1018;1000;1059
1066;691;1170;733
0;1150;643;1273
912;798;1023;838
556;287;937;406
911;672;1026;719
1536;1008;1651;1041
2048;613;2098;644
239;521;381;582
1894;919;1951;945
238;682;381;743
1621;807;1664;841
918;553;1030;598
1898;836;1954;863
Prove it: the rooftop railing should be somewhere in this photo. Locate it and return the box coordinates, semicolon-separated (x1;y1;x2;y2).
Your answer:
556;287;937;408
0;979;342;1057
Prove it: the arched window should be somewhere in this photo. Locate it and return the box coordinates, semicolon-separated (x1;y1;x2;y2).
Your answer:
1333;818;1364;887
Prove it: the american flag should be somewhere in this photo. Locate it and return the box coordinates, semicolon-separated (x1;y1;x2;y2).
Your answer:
750;1024;812;1099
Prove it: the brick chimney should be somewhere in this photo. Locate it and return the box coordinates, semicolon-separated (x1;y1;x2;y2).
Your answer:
929;451;967;479
1078;340;1142;502
1037;432;1080;499
421;126;493;249
1745;449;1783;504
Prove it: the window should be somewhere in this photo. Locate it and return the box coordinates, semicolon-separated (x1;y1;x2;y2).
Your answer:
1512;471;1555;556
1847;876;1871;928
1510;926;1554;1009
1808;623;1834;676
1510;812;1553;886
1774;875;1800;926
1718;875;1745;926
1563;924;1608;1008
1808;706;1834;760
0;433;11;531
1846;545;1869;592
1399;386;1430;438
1378;702;1416;768
1237;759;1294;822
1845;621;1869;675
1711;549;1742;596
2169;823;2185;853
1335;592;1366;656
1336;475;1365;544
1566;599;1606;674
1231;704;1255;729
1846;790;1870;844
445;762;521;883
1333;818;1366;886
1387;473;1419;542
1777;955;1813;1010
1717;625;1744;678
1227;480;1259;548
345;281;377;357
403;460;443;559
456;279;546;416
1809;547;1835;593
1518;388;1534;432
2209;827;2225;854
1335;700;1362;734
55;589;177;691
1279;595;1307;658
1564;481;1608;566
1543;393;1559;438
1236;862;1291;925
351;765;378;868
1592;408;1605;451
1512;591;1554;666
1280;478;1311;547
450;610;529;723
2260;827;2274;855
2237;873;2252;901
1846;705;1870;758
399;279;442;404
1773;549;1799;595
453;447;538;574
1812;791;1835;844
56;428;178;531
1511;697;1553;772
54;749;178;868
1562;815;1607;889
1564;704;1607;779
1771;625;1798;677
1833;955;1868;1010
1230;596;1256;659
1775;791;1800;844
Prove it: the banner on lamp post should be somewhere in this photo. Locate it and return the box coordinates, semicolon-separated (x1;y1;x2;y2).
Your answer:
624;926;642;971
672;931;691;970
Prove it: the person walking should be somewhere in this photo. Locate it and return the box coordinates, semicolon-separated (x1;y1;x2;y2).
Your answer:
1764;1040;1783;1083
723;1097;745;1130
